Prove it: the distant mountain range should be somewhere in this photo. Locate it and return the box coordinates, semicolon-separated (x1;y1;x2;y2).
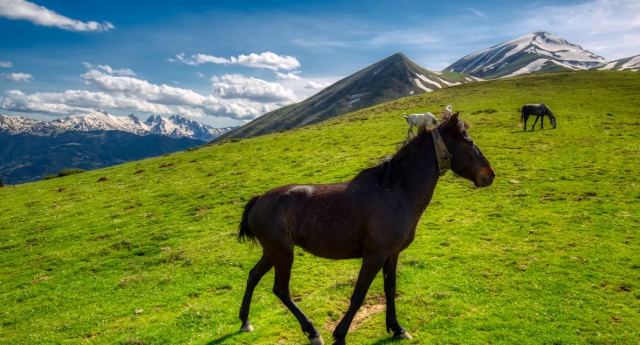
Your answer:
214;52;474;142
0;130;203;184
445;31;637;79
599;55;640;72
0;112;233;184
0;111;233;141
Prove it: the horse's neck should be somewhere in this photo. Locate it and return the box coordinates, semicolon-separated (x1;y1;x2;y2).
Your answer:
394;135;440;211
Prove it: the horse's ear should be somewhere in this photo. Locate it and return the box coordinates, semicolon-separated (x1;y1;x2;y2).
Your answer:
445;112;465;134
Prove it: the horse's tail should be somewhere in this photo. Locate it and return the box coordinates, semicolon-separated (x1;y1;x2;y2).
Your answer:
238;195;260;242
520;107;525;124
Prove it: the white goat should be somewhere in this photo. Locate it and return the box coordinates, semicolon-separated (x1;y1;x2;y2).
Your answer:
403;112;439;137
442;104;453;118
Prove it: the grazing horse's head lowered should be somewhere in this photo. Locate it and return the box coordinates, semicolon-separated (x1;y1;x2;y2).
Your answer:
435;112;495;187
236;112;494;345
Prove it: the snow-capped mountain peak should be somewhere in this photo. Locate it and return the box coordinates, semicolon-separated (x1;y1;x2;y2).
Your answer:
47;111;150;135
0;112;233;141
445;31;607;79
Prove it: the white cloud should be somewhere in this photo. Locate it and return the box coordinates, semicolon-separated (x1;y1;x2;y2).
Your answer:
275;71;302;80
1;72;32;82
0;60;12;68
305;81;331;89
0;64;303;121
211;74;297;102
173;51;301;71
82;62;135;76
0;0;114;32
0;89;171;115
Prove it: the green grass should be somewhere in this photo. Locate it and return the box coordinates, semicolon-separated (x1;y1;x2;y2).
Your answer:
1;71;639;345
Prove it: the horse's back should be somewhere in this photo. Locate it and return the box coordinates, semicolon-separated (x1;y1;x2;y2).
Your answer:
249;182;367;259
523;103;547;112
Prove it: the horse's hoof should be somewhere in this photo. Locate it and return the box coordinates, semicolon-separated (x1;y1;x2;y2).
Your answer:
309;336;324;345
395;331;413;339
240;323;254;332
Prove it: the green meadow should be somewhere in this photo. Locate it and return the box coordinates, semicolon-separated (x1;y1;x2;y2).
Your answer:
1;71;639;344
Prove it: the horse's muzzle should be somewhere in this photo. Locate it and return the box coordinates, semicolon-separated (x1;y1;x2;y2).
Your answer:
475;166;495;187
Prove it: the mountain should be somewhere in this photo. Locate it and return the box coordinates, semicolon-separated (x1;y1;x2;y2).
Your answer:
215;52;471;141
445;31;607;79
0;130;202;184
0;112;234;184
0;111;233;141
599;55;640;72
145;115;231;141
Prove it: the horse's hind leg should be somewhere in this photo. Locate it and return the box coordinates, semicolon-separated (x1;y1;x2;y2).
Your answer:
272;250;323;345
239;255;274;332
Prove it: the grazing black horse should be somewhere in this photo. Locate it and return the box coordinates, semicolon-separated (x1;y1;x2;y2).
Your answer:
521;103;557;131
237;113;495;345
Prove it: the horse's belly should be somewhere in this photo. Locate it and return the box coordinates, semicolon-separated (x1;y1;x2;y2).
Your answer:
293;213;364;260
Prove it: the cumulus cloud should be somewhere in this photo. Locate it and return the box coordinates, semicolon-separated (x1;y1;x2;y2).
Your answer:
305;81;331;89
1;89;172;115
0;0;114;32
0;60;12;68
275;71;302;80
173;51;301;71
0;64;298;121
1;72;32;82
211;74;297;102
82;62;135;76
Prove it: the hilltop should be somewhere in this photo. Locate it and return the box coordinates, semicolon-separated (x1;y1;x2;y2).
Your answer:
1;71;639;344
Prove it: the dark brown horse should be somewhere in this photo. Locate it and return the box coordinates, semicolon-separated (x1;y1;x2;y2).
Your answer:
237;113;495;345
521;103;557;131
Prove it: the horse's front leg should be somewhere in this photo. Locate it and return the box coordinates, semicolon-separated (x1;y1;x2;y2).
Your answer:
383;254;412;339
332;255;386;345
541;115;544;129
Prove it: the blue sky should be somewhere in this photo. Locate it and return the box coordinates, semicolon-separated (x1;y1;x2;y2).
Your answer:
1;0;639;127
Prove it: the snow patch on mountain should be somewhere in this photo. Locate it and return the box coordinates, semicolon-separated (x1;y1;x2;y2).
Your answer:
415;73;442;89
413;78;433;92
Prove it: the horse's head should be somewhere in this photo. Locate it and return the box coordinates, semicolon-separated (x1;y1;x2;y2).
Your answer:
439;113;495;187
545;105;557;129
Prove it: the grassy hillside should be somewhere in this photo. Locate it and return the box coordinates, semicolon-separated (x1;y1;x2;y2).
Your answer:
1;71;639;345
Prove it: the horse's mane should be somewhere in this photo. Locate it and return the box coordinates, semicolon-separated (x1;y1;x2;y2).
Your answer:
355;114;467;189
357;122;438;189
